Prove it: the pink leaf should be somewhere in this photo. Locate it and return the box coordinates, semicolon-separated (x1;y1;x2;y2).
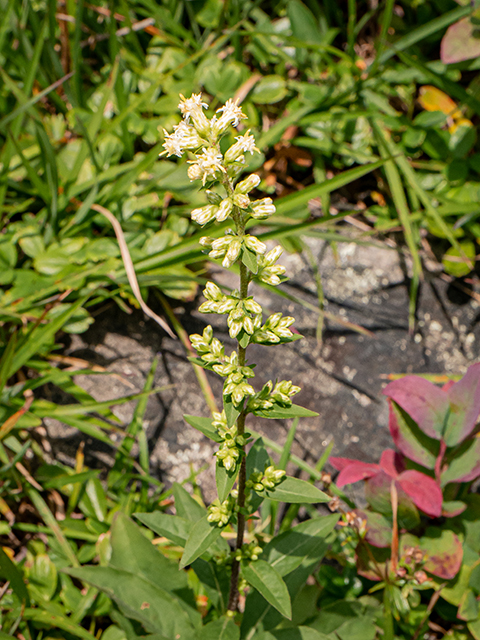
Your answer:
445;363;480;446
441;18;480;65
383;376;449;440
379;449;404;478
330;457;379;487
397;470;443;518
389;402;438;469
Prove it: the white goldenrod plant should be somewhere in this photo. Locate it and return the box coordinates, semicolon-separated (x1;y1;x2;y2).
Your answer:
162;94;330;617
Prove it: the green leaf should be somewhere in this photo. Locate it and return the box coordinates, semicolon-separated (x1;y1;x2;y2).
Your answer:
110;513;188;592
254;404;318;419
23;610;97;640
64;566;197;638
251;75;288;105
173;482;207;522
287;0;324;44
0;546;29;604
263;515;339;577
184;415;221;442
271;628;331;640
241;247;258;274
134;512;192;547
443;242;476;277
265;477;329;504
216;460;239;502
180;515;223;569
224;396;241;428
199;617;240;640
242;559;292;619
246;438;270;478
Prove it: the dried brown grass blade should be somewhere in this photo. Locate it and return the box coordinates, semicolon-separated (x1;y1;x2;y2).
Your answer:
91;204;176;338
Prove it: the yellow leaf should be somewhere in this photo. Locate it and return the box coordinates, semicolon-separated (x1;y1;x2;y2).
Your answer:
418;85;462;120
449;117;474;134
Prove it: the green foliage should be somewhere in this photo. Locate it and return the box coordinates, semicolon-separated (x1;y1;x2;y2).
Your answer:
4;1;480;639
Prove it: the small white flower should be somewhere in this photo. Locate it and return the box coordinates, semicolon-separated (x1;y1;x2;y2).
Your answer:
225;132;259;163
162;129;184;157
217;99;247;127
188;163;203;181
190;147;226;185
178;93;208;121
212;99;247;137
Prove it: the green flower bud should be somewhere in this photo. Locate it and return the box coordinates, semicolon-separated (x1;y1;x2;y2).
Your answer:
206;190;223;205
244;235;267;255
244;298;262;315
223;238;242;268
216;198;234;222
251;197;275;219
235;174;261;194
191;204;218;226
204;281;223;301
233;193;251;209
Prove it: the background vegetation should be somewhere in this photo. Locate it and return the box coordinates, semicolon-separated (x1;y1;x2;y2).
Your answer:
2;0;480;638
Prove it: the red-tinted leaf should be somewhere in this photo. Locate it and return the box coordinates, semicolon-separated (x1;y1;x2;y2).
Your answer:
329;458;379;487
356;509;391;548
441;18;480;64
397;470;443;518
445;363;480;446
389;402;439;469
441;436;480;485
421;529;463;580
364;471;420;530
442;501;467;517
379;449;404;478
383;377;449;441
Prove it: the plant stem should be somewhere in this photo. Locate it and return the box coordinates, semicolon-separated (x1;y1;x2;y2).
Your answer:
227;195;250;612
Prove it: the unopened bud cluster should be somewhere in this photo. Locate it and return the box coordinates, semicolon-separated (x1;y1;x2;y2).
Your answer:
246;465;286;493
212;411;249;472
207;496;235;527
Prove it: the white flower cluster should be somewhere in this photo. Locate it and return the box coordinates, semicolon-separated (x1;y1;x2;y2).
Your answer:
162;93;282;274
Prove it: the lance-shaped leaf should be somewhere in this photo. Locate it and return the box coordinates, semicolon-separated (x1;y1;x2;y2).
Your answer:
383;376;449;440
180;515;224;569
444;363;480;446
265;476;329;504
388;402;439;469
199;617;240;640
110;513;187;591
242;559;292;619
329;457;380;485
263;514;339;576
173;482;207;522
134;512;191;547
184;415;221;442
64;566;198;638
442;437;480;485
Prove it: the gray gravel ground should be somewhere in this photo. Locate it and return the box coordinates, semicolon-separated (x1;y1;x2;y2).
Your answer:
45;235;480;499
